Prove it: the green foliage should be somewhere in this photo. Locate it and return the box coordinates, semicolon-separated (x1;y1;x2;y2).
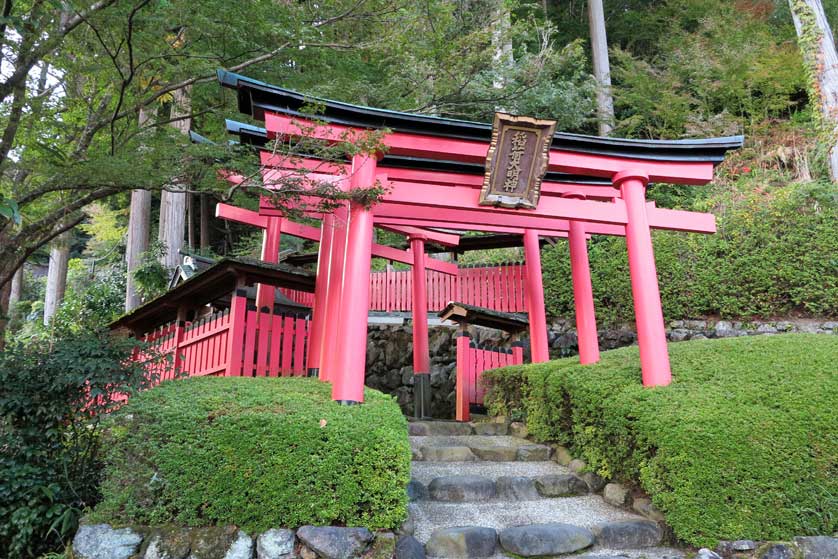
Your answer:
0;195;21;225
0;330;162;559
483;334;838;547
92;377;410;533
130;242;170;303
541;180;838;324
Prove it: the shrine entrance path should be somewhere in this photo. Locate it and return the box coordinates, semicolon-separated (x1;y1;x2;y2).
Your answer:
408;420;686;558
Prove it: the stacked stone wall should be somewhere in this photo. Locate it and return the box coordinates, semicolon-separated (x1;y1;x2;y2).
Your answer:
365;319;838;418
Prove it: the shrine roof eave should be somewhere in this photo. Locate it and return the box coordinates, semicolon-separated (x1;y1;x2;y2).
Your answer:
218;70;743;165
110;257;315;334
438;301;529;333
225;119;612;185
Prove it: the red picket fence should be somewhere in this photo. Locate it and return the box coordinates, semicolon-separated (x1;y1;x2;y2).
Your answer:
455;333;524;421
280;263;527;314
140;295;310;380
280;288;315;307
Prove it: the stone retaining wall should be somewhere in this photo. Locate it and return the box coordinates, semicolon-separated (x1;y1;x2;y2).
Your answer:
365;319;838;418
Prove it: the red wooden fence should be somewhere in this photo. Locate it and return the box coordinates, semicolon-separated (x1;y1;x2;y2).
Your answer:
281;263;527;313
141;296;310;380
455;334;524;421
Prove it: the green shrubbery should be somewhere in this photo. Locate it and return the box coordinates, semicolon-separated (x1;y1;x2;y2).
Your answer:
483;334;837;547
92;377;410;533
541;180;838;324
0;330;160;559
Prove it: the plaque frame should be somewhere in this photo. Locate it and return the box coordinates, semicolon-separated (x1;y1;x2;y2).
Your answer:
479;112;557;209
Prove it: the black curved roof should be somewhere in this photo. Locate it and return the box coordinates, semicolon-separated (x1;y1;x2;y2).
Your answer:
218;69;742;165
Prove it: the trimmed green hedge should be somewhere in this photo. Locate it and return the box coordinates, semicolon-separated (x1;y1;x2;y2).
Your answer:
483;334;838;547
541;181;838;324
92;377;410;532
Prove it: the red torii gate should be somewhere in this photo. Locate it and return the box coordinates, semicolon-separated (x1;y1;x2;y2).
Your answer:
214;201;458;415
218;71;742;406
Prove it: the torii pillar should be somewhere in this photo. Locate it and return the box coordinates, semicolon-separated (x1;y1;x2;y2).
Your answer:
331;154;378;404
409;233;432;418
563;193;600;364
523;229;550;362
257;216;283;309
306;213;335;377
614;170;671;386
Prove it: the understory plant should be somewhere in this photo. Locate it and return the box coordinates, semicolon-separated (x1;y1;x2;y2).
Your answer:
0;330;161;559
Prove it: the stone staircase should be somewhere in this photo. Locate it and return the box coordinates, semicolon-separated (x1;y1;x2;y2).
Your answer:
405;420;686;559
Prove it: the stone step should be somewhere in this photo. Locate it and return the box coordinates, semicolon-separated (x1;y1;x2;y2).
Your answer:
411;496;642;544
408;420;510;436
411;435;552;462
414;504;674;558
414;473;592;502
412;460;567;484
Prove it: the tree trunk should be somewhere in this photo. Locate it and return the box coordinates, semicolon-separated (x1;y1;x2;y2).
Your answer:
0;279;9;351
9;267;22;308
492;2;513;105
158;85;192;269
43;230;71;325
200;193;210;250
588;0;614;136
187;192;195;249
125;107;156;311
789;0;838;181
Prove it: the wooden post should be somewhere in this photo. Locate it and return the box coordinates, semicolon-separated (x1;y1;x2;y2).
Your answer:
307;214;334;377
562;191;601;365
410;235;432;418
615;170;671;387
256;216;282;309
173;306;188;378
523;229;550;362
331;154;377;404
455;327;472;422
226;283;248;377
320;203;348;383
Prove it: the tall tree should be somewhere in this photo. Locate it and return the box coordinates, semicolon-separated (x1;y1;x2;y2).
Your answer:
43;231;71;325
125;107;156;311
789;0;838;181
588;0;615;135
158;86;192;270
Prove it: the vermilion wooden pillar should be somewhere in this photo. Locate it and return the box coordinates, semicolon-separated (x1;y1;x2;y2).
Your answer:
256;216;283;309
320;204;348;383
307;214;334;377
567;217;601;364
523;229;550;362
615;170;672;386
331;154;377;404
410;235;432;418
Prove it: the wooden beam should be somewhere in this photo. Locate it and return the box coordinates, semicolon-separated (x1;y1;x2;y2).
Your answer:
264;112;716;184
216;203;458;275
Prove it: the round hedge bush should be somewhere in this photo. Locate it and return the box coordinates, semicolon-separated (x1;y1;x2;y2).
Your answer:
92;377;410;532
483;334;838;547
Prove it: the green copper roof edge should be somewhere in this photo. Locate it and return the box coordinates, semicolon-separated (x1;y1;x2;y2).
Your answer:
217;69;744;156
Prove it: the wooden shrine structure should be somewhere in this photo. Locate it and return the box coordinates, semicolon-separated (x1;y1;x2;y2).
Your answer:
215;69;741;409
115;69;741;418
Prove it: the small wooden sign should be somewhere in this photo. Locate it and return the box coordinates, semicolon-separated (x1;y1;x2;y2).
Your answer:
480;113;557;209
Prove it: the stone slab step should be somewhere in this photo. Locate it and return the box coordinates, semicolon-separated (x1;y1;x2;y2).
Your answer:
411;435;552;462
414;473;592;502
409;420;510;437
411;496;642;544
412;460;568;484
